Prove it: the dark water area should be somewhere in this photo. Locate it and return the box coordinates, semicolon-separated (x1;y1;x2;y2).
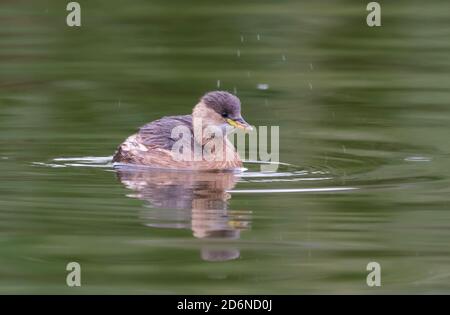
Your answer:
0;0;450;293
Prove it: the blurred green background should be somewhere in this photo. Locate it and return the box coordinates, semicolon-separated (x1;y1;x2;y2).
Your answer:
0;0;450;293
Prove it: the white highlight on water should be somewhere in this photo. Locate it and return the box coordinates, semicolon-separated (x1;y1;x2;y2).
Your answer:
229;187;357;194
257;83;269;90
33;156;114;168
404;156;432;162
32;162;66;168
244;177;332;183
53;156;113;163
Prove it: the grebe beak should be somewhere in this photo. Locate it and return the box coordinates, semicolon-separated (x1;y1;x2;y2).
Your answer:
226;117;253;132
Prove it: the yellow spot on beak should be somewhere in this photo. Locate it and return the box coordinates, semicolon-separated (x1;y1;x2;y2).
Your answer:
226;118;240;128
227;118;252;131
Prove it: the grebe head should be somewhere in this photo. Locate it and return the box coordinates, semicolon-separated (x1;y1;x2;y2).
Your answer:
192;91;252;133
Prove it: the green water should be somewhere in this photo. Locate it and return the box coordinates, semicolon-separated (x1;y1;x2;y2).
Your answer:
1;0;450;294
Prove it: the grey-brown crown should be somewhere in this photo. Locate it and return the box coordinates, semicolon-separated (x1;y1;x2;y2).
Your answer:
201;91;241;119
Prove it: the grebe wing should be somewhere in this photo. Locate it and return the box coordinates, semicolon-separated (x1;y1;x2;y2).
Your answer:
138;115;193;150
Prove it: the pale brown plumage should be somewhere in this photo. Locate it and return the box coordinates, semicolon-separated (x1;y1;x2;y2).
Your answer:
112;91;252;170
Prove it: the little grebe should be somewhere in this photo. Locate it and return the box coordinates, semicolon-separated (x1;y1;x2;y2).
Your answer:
112;91;252;170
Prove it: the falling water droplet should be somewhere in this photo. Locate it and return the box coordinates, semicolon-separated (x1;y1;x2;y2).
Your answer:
308;82;313;90
233;87;237;94
282;54;286;61
237;49;240;57
240;35;244;43
257;34;261;41
217;80;221;88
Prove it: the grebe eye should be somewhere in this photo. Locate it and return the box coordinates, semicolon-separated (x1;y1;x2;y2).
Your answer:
221;112;228;118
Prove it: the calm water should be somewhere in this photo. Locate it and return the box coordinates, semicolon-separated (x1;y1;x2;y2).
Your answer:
1;0;450;293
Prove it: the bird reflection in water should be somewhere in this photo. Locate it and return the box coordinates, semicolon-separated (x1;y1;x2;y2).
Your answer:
115;167;251;261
